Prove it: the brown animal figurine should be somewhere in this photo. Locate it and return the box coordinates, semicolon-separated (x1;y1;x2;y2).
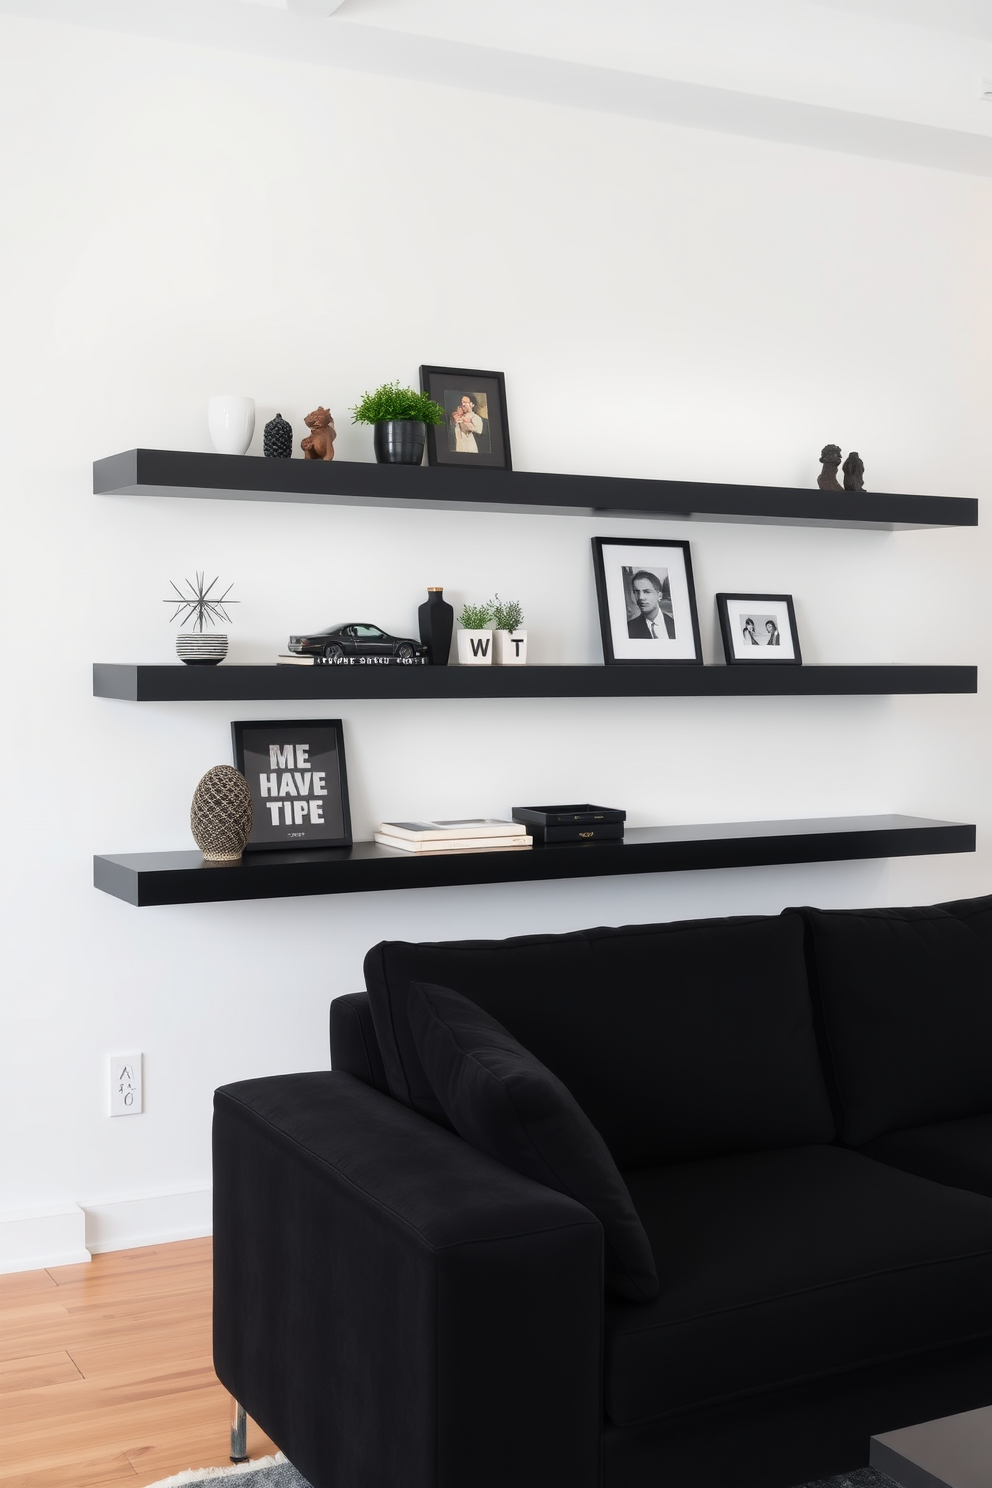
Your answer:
843;451;865;491
301;407;337;461
817;443;842;491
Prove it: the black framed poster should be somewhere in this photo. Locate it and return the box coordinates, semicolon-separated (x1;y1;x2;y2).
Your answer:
231;719;352;851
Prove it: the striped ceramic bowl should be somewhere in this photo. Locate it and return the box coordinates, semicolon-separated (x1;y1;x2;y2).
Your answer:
176;632;228;666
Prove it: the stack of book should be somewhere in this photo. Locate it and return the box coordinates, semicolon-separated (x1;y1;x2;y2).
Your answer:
275;655;429;666
374;819;533;854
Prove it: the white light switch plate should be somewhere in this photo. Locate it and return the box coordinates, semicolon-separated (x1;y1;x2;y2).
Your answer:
110;1053;142;1116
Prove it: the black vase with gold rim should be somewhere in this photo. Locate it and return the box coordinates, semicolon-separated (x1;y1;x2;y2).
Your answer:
418;587;453;666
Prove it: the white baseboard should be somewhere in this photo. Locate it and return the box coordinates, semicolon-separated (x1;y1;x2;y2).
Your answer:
83;1186;212;1254
0;1189;212;1272
0;1203;89;1274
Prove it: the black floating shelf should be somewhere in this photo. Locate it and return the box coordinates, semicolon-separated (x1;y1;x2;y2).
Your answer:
94;815;974;907
93;450;978;531
93;663;977;702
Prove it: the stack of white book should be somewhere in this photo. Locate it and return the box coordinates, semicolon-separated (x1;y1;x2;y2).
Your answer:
374;819;533;854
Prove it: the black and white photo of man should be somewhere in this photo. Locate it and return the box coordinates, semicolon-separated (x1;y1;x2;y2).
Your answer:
626;568;676;640
593;536;702;665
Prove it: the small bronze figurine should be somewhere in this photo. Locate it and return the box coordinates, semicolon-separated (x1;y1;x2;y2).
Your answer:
301;407;337;461
817;444;843;491
842;451;865;491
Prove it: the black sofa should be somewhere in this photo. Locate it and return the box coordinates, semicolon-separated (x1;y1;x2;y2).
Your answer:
213;893;992;1488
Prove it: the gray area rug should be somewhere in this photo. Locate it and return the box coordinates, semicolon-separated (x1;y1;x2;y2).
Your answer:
800;1472;897;1488
148;1456;309;1486
149;1458;899;1487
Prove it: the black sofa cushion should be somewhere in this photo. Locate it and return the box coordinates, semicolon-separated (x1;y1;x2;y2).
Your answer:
408;981;658;1301
365;913;834;1169
329;992;390;1094
790;903;992;1146
859;1113;992;1198
936;891;992;944
604;1145;992;1426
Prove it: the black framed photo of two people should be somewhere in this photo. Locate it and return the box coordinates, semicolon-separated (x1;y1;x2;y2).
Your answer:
716;594;802;664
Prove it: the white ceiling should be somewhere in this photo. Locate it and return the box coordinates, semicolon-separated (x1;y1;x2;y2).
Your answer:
3;0;991;174
811;0;992;42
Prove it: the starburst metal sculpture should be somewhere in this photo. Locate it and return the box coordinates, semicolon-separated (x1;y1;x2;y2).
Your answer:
164;573;238;632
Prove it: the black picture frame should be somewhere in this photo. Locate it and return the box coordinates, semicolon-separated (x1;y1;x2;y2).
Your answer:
716;594;802;665
420;365;512;470
231;719;352;851
591;536;703;666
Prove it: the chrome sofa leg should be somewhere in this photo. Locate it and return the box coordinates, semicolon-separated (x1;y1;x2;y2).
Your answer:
230;1397;248;1463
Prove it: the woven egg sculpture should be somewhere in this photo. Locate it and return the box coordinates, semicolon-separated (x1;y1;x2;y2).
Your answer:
190;765;253;861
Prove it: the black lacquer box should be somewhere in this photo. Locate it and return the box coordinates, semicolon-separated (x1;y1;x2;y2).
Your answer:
512;803;626;844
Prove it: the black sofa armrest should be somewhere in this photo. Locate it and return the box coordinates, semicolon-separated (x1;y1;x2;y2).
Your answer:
213;1071;603;1488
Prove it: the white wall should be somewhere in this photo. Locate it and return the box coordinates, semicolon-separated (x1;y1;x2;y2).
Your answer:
1;12;988;1263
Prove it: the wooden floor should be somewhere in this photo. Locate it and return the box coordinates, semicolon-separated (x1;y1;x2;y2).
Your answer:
0;1238;278;1487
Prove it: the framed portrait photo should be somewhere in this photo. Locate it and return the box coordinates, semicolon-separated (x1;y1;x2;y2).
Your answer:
592;537;703;665
420;365;512;470
231;719;352;852
716;594;802;665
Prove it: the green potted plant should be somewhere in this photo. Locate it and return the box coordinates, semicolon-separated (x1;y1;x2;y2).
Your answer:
350;381;445;465
490;595;527;666
456;600;495;665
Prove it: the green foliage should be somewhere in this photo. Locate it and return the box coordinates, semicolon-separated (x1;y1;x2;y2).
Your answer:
458;596;525;630
490;594;524;631
350;381;445;426
459;601;494;630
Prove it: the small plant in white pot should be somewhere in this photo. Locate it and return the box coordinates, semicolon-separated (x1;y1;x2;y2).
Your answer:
491;595;527;665
456;601;494;665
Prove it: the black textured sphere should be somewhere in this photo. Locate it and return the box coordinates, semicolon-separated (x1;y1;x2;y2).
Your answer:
264;413;293;458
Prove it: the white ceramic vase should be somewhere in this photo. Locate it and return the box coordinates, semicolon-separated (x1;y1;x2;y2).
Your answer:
208;395;255;455
493;629;527;665
456;629;493;665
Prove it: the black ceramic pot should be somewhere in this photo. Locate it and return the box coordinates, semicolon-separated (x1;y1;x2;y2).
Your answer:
418;586;453;666
373;420;426;465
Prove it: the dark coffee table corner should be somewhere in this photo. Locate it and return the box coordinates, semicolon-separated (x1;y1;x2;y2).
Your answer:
870;1404;992;1488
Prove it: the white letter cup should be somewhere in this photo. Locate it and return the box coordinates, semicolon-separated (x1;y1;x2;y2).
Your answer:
493;629;527;665
208;395;256;455
457;629;493;665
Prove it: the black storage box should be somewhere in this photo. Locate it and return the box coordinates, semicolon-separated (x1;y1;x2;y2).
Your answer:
512;803;625;845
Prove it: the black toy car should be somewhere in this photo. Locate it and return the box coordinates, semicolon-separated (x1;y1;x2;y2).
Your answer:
288;622;428;662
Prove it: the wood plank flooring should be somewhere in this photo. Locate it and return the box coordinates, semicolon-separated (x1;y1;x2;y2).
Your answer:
0;1238;278;1487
